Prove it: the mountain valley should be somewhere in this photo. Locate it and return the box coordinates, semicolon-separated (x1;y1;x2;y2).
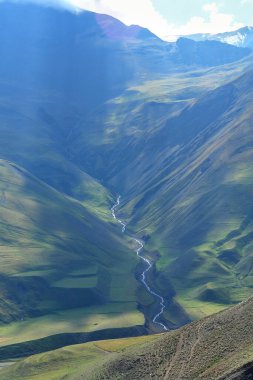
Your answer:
0;2;253;379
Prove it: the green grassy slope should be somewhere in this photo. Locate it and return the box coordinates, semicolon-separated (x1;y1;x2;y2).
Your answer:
0;3;250;204
69;58;253;324
0;335;159;380
0;86;114;220
0;159;144;348
0;2;173;208
0;3;251;332
3;296;253;380
118;68;253;321
71;58;252;184
0;2;252;349
1;58;251;333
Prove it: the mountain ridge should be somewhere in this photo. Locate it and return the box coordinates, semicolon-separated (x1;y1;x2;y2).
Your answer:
181;26;253;50
0;1;253;369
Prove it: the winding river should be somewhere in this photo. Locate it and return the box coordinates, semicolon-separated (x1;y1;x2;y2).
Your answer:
111;196;168;331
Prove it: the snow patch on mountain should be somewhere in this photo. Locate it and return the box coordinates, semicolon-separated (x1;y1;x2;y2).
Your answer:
165;26;253;50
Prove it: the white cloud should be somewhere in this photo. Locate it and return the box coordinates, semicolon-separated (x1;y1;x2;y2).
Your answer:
165;2;243;39
203;2;219;13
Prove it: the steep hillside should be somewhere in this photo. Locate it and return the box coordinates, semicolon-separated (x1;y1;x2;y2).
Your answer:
0;2;251;333
0;0;253;356
0;2;169;202
0;335;160;379
71;55;252;183
87;296;253;379
0;159;145;348
0;1;249;204
2;296;253;379
71;60;253;324
173;37;251;66
113;68;253;321
0;3;248;203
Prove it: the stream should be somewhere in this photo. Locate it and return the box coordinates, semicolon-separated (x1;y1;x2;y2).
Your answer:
111;196;168;331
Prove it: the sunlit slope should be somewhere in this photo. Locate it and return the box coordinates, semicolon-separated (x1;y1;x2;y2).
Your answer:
0;1;252;338
85;296;253;379
117;68;253;320
0;160;143;342
66;60;253;323
71;55;252;185
0;335;159;380
4;297;253;380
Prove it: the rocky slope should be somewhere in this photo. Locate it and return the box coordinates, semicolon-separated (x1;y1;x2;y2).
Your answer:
86;296;253;379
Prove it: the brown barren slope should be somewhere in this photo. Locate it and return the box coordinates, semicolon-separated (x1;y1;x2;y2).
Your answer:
85;296;253;379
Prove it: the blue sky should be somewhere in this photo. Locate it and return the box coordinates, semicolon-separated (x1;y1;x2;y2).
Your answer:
12;0;253;38
156;0;253;29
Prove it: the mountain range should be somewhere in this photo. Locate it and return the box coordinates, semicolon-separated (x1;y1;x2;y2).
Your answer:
181;26;253;50
0;2;253;378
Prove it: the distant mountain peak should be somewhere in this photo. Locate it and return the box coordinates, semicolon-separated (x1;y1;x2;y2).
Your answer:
180;25;253;50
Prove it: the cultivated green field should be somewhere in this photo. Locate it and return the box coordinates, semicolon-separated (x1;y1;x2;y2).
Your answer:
3;297;253;379
0;303;144;349
0;160;146;353
0;335;159;379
